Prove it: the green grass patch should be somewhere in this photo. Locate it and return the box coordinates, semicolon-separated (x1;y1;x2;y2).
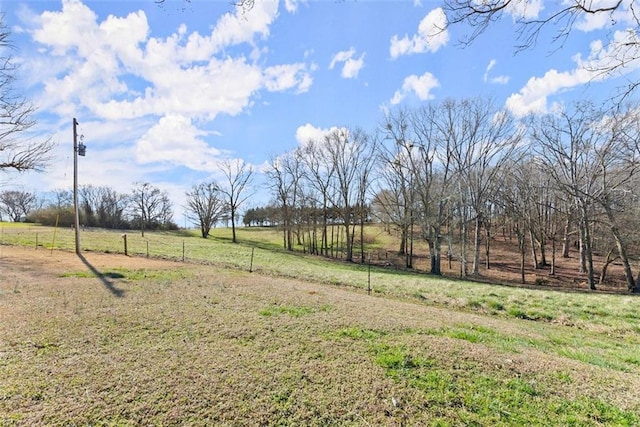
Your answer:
352;332;639;425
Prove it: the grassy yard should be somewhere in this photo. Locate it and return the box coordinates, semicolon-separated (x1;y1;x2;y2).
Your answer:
1;224;639;425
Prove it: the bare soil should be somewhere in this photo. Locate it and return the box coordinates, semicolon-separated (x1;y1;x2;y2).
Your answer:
371;235;633;293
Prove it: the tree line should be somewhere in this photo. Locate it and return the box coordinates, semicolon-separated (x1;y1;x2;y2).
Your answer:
3;98;639;291
1;158;255;243
5;182;177;233
260;98;640;292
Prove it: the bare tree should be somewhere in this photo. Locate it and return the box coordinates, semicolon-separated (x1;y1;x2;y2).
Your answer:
354;134;378;263
301;138;337;257
266;150;304;250
529;102;603;290
497;161;531;284
0;190;36;221
79;185;101;227
0;17;55;172
185;181;226;238
438;98;522;278
323;127;374;263
412;103;457;276
130;182;173;237
219;159;254;243
379;108;415;267
95;187;129;229
50;188;73;209
590;104;640;291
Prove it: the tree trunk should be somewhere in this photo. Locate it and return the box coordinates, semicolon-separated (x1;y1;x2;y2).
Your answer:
407;218;414;269
472;216;481;277
610;224;636;292
598;249;617;287
431;226;443;275
230;208;237;243
561;212;571;258
518;227;526;284
399;228;407;255
579;223;587;274
529;229;539;269
360;218;366;264
580;208;596;290
460;214;468;278
550;235;556;276
485;226;490;270
345;222;353;262
538;234;548;267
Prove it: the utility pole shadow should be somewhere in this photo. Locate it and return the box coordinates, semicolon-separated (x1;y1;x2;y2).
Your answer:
78;253;125;298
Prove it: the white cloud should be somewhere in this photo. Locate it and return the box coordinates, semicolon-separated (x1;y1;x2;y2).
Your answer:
390;72;439;105
484;59;510;84
15;0;321;203
207;1;279;52
342;55;365;79
263;63;314;93
506;29;640;117
329;48;366;79
330;48;355;69
25;0;302;124
576;0;633;31
505;0;543;20
390;7;448;59
24;0;314;128
295;123;341;145
506;68;594;117
284;0;306;13
136;115;221;171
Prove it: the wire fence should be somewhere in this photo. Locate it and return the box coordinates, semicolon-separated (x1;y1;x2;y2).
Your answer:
1;225;236;261
0;225;376;293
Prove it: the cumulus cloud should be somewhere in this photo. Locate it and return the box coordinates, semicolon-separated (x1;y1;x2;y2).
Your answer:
295;123;348;146
329;48;366;78
390;7;448;59
15;0;321;208
26;0;313;125
506;29;640;117
264;63;314;93
390;72;439;105
576;0;633;31
136;115;221;171
21;0;317;166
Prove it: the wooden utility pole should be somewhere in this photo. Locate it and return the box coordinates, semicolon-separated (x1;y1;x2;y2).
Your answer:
73;118;80;255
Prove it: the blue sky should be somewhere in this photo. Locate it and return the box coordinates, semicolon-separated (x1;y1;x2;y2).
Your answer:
3;0;639;217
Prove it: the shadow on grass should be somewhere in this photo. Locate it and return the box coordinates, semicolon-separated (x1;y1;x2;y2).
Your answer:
78;253;125;297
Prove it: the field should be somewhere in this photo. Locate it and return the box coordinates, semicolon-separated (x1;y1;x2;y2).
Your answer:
1;223;640;425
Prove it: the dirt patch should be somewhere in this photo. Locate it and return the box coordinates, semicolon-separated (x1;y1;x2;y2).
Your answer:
372;235;634;293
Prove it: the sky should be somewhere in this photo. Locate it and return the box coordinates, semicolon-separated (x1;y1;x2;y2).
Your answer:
2;0;639;221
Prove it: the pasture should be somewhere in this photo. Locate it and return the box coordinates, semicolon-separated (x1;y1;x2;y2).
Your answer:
1;224;639;425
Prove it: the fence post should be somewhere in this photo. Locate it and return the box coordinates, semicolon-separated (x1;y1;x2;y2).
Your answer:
182;240;185;262
367;252;372;295
122;233;128;256
249;247;255;273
